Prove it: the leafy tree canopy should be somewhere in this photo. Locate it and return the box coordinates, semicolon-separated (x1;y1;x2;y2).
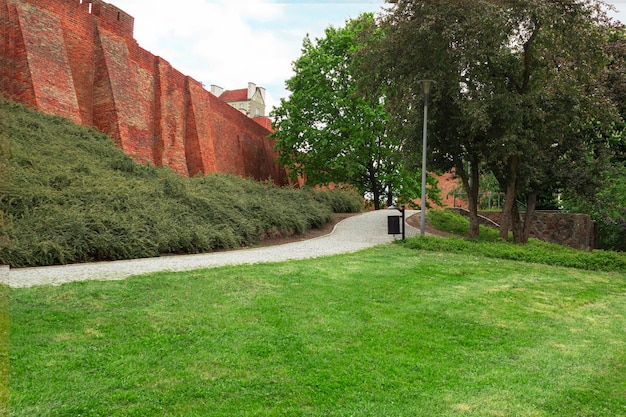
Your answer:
271;14;437;209
359;0;621;240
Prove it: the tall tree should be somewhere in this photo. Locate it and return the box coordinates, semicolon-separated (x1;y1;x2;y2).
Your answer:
562;23;626;251
359;0;617;240
481;0;616;242
358;0;510;235
271;14;424;209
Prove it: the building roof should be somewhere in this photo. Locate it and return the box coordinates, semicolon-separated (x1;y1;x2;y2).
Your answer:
219;89;248;102
253;116;272;131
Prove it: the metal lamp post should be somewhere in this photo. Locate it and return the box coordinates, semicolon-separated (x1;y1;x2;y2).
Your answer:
419;80;435;236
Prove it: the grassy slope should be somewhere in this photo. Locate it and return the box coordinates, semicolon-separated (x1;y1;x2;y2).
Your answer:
1;100;361;267
9;246;626;416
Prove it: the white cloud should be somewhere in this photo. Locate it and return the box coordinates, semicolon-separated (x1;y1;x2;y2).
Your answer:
110;0;383;111
110;0;624;113
115;0;291;86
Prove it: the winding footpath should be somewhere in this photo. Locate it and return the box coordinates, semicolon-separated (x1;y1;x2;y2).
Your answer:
4;210;420;288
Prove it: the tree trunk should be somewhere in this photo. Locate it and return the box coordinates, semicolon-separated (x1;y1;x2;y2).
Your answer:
499;156;519;241
372;189;381;210
369;161;381;210
467;196;480;237
518;191;537;244
500;182;516;241
510;199;523;242
469;159;481;237
457;159;481;238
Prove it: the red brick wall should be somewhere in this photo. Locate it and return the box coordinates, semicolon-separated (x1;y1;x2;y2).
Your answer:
61;1;97;125
2;1;82;124
0;0;287;184
432;171;466;209
186;79;219;176
1;1;37;109
153;57;188;174
409;171;467;209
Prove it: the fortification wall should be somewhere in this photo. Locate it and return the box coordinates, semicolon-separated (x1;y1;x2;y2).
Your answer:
0;0;287;183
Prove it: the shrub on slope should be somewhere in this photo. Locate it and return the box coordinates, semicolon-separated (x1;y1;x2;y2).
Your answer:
0;100;360;267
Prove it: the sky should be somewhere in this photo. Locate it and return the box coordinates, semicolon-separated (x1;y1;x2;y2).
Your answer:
111;0;626;115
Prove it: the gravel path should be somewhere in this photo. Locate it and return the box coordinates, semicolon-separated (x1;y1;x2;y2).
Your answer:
7;210;420;288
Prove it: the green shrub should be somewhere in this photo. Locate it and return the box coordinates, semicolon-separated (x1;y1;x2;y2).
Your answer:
0;100;360;267
407;209;626;273
312;188;364;213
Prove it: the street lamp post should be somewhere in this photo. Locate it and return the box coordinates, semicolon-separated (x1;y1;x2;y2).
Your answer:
418;80;435;236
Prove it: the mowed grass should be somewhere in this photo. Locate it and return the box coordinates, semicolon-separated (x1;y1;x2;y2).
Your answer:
9;245;626;416
0;279;7;417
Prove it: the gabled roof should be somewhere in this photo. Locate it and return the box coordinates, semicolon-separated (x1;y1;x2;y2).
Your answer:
219;89;248;102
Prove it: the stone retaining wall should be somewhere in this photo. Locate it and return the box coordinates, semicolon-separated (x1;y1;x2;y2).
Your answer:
478;211;596;250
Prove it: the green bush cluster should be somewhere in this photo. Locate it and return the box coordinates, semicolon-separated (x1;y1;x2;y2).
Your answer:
0;100;361;267
407;209;626;273
0;99;8;254
311;187;364;213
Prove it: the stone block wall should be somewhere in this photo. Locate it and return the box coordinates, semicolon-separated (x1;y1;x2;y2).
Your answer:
478;211;596;250
0;0;287;183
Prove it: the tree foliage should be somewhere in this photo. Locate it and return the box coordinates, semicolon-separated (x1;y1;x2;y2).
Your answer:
271;14;430;209
563;24;626;250
359;0;620;241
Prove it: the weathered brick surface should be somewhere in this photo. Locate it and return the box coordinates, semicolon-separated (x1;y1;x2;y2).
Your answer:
186;79;219;176
153;57;188;174
1;1;37;108
62;8;96;125
15;2;82;124
0;0;287;183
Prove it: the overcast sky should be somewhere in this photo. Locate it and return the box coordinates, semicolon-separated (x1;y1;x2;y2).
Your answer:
111;0;626;114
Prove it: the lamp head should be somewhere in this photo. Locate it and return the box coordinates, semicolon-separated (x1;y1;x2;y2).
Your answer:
419;79;435;97
387;204;403;212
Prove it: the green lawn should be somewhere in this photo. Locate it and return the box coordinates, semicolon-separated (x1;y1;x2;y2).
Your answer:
9;244;626;416
0;280;7;417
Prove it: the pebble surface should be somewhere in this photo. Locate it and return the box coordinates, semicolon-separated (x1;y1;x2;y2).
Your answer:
6;210;420;288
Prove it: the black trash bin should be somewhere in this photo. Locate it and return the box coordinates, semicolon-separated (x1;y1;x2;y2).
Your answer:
387;215;401;235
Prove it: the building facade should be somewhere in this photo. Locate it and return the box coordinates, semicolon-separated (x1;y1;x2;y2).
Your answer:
211;83;267;118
